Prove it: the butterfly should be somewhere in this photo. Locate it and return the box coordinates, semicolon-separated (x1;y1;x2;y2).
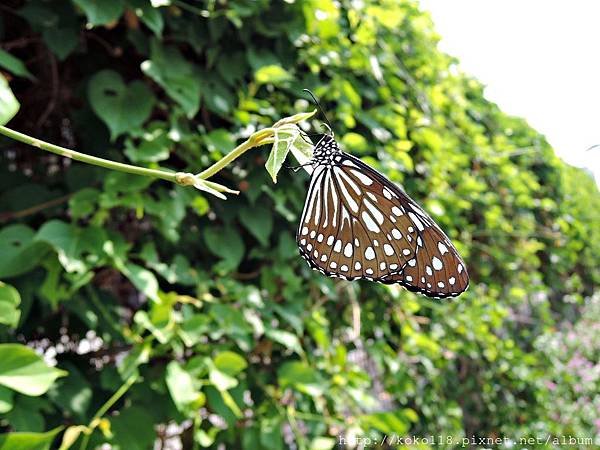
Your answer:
296;130;469;299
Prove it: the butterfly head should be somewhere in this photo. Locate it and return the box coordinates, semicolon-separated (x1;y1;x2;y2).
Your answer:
312;134;341;166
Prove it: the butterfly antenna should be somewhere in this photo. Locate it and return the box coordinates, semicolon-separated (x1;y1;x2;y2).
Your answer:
303;89;334;136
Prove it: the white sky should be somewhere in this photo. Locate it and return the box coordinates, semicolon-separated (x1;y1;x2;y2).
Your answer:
420;0;600;185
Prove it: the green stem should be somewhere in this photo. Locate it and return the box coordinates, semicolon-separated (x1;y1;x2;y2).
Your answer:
79;371;139;450
0;109;315;195
0;126;177;183
196;128;274;179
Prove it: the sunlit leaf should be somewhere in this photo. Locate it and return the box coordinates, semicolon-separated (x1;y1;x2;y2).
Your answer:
0;345;67;396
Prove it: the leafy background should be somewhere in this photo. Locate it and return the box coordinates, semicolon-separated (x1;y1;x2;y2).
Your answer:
1;0;599;449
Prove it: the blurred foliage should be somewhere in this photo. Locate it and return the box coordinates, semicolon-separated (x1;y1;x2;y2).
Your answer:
1;0;599;449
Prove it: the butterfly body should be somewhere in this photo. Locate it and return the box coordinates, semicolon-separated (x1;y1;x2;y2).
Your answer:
297;134;469;299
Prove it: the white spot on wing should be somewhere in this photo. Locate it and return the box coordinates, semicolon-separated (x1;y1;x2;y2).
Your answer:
344;243;353;257
364;199;384;225
361;211;381;232
383;244;394;256
350;169;373;186
408;212;424;231
438;241;448;255
365;247;375;260
334;240;342;253
432;256;443;271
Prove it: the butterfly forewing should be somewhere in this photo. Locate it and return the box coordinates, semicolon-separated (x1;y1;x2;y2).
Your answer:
296;135;469;298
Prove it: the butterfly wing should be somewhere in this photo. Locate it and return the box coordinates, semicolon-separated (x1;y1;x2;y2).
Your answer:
297;155;420;281
297;151;469;298
341;153;469;298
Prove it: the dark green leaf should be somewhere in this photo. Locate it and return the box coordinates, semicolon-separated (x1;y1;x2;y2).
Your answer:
239;205;273;246
73;0;124;26
88;70;155;140
141;40;201;117
0;49;34;80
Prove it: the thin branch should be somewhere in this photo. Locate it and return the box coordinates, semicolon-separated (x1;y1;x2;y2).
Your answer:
0;194;71;223
0;109;315;199
79;371;139;450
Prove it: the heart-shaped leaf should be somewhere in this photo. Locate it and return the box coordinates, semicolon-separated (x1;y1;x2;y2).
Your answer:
88;70;155;141
141;40;201;118
0;344;67;396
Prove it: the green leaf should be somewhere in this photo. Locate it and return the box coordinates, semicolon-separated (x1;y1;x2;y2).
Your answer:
358;409;413;435
239;205;273;246
124;125;171;163
88;70;155;140
0;427;62;450
0;386;14;414
35;220;106;274
110;407;156;450
73;0;124;26
0;74;19;126
141;40;201;117
265;328;304;356
127;0;164;36
277;361;324;396
0;49;34;80
204;129;235;153
254;65;293;86
68;188;99;219
0;225;48;278
208;365;237;391
47;364;92;420
213;351;247;376
204;226;245;271
166;361;203;413
0;282;21;328
266;125;313;182
0;344;67;396
44;28;78;59
120;263;159;302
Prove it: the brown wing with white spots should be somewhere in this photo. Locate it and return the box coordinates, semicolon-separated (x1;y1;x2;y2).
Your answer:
297;156;420;281
341;153;469;298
